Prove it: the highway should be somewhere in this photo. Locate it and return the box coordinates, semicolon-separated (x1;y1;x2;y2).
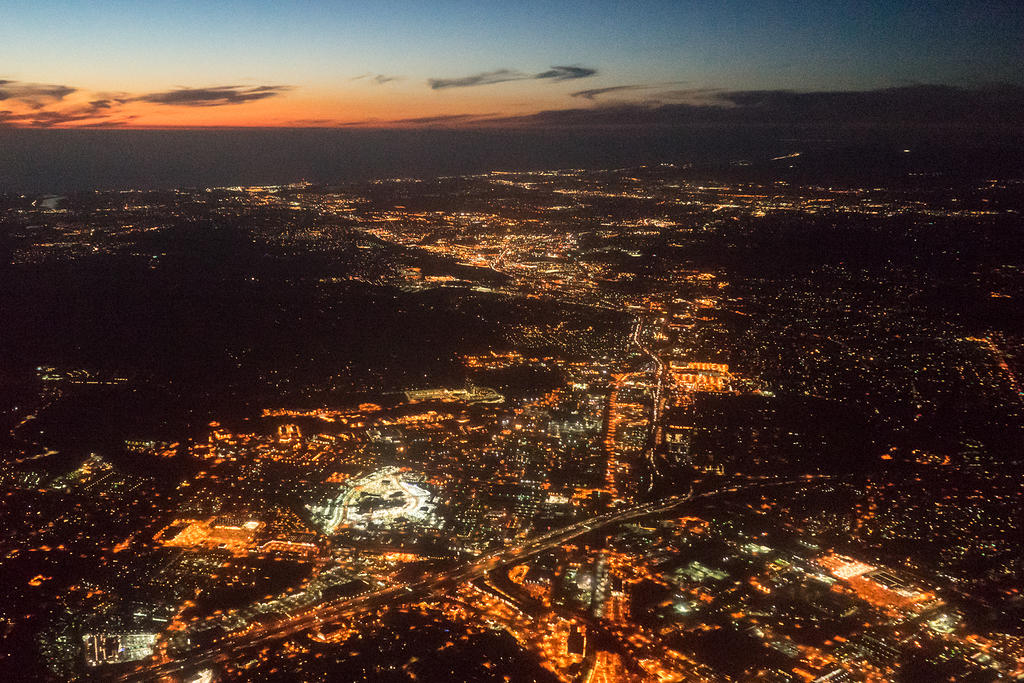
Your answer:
121;477;828;682
627;313;668;494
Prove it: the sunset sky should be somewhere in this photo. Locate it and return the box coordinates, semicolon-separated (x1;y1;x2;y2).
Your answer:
2;0;1022;128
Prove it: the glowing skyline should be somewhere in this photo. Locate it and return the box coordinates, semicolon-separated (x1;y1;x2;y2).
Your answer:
2;0;1022;128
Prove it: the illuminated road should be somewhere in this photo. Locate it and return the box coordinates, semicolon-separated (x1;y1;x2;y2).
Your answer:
121;477;830;682
628;313;667;493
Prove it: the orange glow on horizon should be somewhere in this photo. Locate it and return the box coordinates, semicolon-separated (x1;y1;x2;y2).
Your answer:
1;83;568;129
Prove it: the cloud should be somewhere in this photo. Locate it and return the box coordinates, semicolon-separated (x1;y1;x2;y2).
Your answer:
429;69;525;90
429;65;597;90
0;92;139;128
654;87;729;104
535;66;597;81
0;79;77;109
389;113;490;125
287;118;342;126
0;104;130;127
352;73;402;85
571;85;648;100
705;84;1024;126
135;85;292;106
482;84;1024;130
0;79;296;127
332;113;495;127
572;81;691;100
75;115;139;128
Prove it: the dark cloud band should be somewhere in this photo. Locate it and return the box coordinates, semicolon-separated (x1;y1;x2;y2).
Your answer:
0;80;294;128
352;73;402;85
571;85;647;100
136;85;292;107
0;79;77;109
485;84;1024;130
535;66;596;81
429;66;596;90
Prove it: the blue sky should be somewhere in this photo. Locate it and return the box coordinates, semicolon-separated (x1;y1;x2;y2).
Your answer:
1;0;1021;127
